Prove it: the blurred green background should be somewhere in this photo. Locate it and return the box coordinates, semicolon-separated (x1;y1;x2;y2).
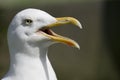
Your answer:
0;0;120;80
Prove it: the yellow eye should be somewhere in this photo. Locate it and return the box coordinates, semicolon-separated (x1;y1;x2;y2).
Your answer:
25;19;33;24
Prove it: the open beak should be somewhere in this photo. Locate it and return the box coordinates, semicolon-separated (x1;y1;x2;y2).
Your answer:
37;17;82;49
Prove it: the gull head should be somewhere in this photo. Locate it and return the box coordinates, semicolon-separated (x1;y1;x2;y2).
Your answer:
8;8;82;51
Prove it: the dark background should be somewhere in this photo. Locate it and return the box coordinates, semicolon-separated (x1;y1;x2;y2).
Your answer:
0;0;120;80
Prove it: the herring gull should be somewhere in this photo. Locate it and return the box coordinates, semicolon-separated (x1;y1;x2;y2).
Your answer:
2;8;82;80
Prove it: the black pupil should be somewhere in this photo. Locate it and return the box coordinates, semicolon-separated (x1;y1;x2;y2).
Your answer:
26;19;32;23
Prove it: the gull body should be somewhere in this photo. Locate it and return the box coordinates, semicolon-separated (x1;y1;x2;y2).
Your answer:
2;8;82;80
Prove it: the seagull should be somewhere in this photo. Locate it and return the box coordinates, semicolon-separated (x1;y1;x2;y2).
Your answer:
2;8;82;80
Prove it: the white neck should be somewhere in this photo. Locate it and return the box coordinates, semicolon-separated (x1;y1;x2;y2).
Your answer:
2;46;57;80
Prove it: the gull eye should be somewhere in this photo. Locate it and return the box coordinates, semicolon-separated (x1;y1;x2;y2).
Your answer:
24;19;33;25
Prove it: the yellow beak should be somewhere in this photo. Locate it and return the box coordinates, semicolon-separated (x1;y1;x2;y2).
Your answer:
42;17;82;49
47;17;82;29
